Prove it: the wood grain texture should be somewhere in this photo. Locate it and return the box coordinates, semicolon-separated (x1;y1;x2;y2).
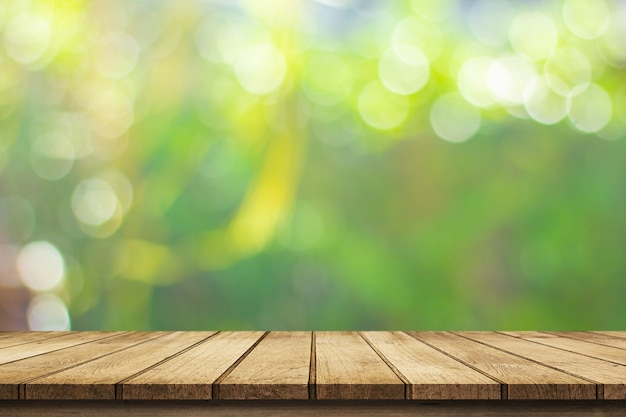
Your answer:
546;332;626;350
24;332;214;400
122;331;264;400
504;332;626;366
591;331;626;340
0;331;622;403
0;332;130;400
460;332;626;400
219;331;311;400
0;332;119;366
409;332;596;400
361;332;500;400
0;332;64;350
315;331;404;400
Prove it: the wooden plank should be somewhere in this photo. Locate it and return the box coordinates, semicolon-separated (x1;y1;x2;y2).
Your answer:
361;331;500;400
460;332;626;400
591;331;626;340
0;332;67;350
24;331;214;400
218;331;311;400
0;330;621;404
547;332;626;350
2;400;626;417
0;332;28;340
315;331;404;400
0;332;165;400
409;332;595;400
0;332;119;365
504;332;626;366
122;331;265;400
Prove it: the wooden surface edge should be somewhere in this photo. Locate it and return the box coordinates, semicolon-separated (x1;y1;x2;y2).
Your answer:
1;400;625;417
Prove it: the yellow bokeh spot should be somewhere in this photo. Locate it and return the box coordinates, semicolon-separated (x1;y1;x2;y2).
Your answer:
226;132;300;256
122;239;180;285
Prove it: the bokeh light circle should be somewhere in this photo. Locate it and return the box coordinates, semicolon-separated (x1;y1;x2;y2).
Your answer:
30;132;76;181
523;76;567;125
358;81;409;130
87;89;135;139
509;13;558;61
378;45;430;95
392;17;442;61
600;8;626;66
27;294;71;331
71;178;119;226
4;13;51;64
17;241;65;292
544;48;592;97
563;0;610;40
235;42;286;95
487;56;536;106
567;83;613;133
458;57;496;108
430;93;481;143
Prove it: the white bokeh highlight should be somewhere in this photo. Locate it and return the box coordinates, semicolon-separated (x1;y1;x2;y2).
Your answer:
235;42;286;95
72;178;119;226
17;241;65;292
430;93;481;143
567;84;613;133
27;294;71;331
379;45;430;95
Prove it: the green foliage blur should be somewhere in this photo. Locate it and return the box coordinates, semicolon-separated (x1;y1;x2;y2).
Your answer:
0;0;625;331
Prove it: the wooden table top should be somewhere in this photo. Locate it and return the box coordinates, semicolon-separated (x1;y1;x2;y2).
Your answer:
0;331;624;401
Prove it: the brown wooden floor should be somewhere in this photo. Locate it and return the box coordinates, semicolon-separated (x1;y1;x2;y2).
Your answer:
0;331;624;402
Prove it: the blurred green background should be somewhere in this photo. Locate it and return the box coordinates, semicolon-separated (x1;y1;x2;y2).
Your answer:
0;0;625;331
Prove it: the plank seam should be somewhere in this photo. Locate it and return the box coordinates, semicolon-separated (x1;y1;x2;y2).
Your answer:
7;332;129;370
16;332;135;399
18;332;167;399
454;332;601;399
212;331;269;400
495;331;626;367
114;331;221;400
404;332;507;400
540;331;626;351
359;332;410;400
0;332;74;352
309;331;316;400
